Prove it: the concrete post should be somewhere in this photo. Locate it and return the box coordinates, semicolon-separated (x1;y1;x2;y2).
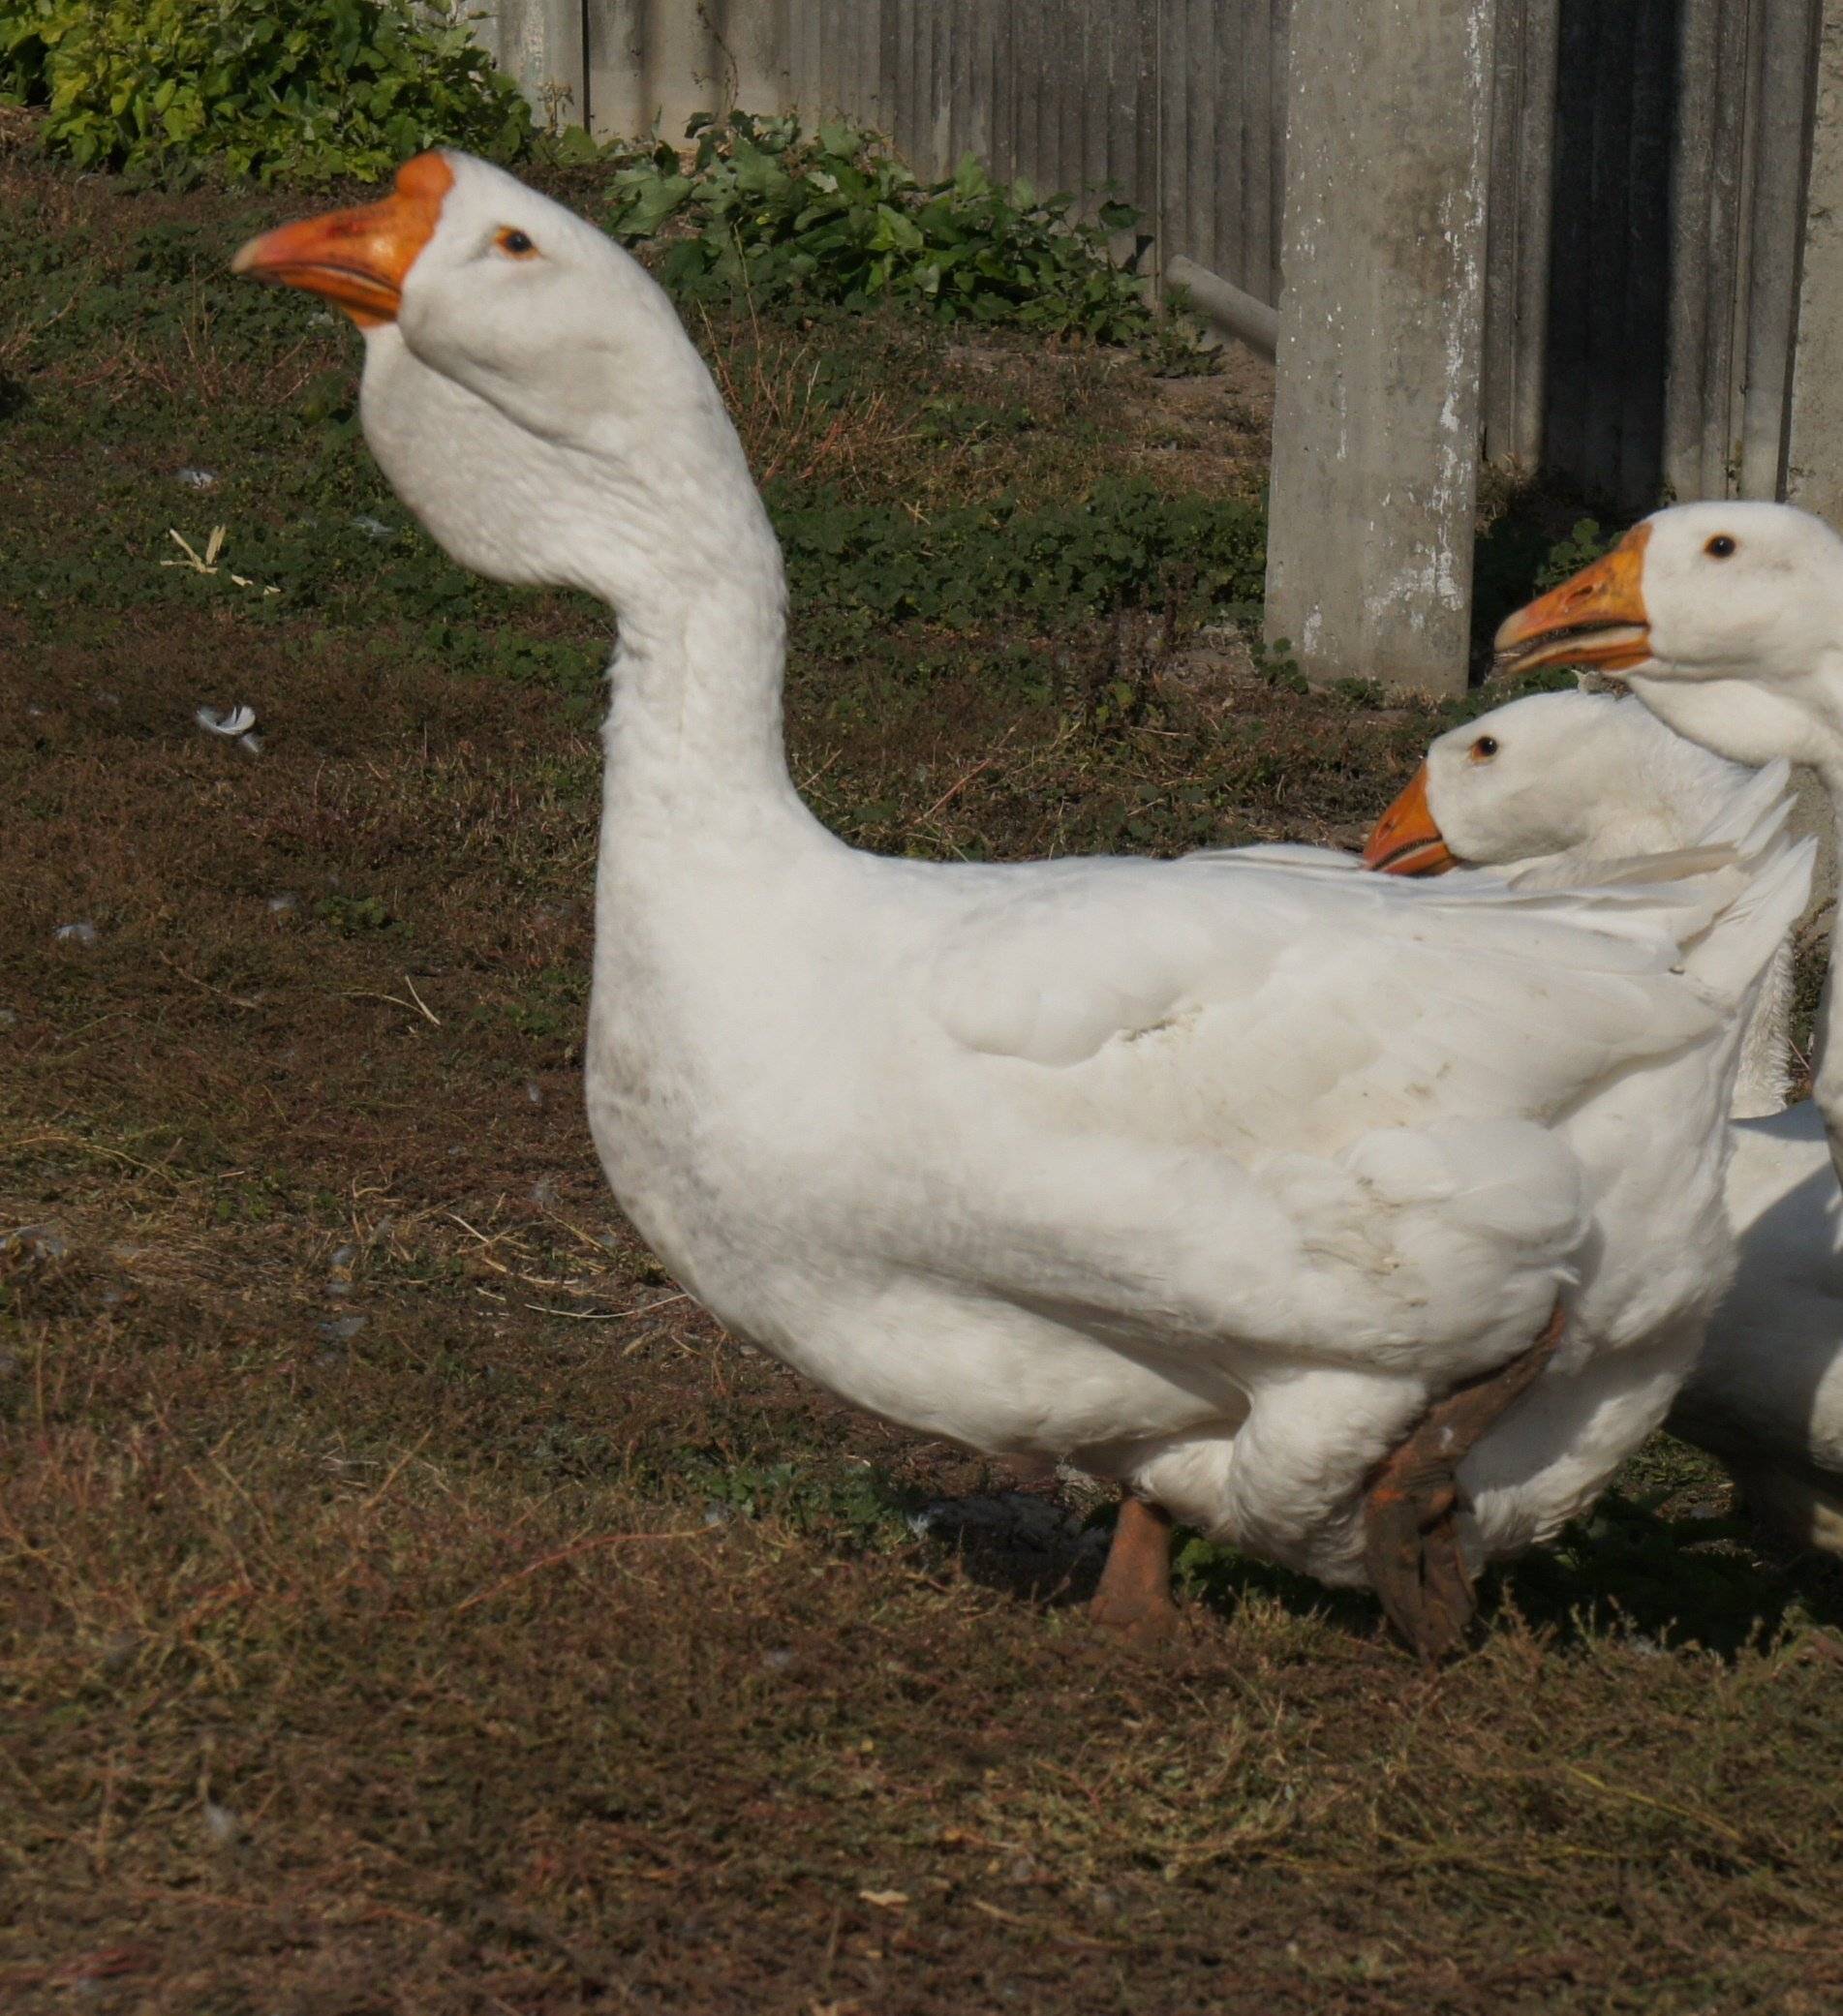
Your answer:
1265;0;1498;697
482;0;586;127
1788;0;1843;533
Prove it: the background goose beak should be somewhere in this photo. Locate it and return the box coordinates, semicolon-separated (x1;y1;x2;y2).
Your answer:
1492;525;1653;680
1363;764;1457;874
230;151;453;325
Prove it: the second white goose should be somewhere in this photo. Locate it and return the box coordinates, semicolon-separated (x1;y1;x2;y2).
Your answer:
1364;687;1795;1116
1367;685;1843;1553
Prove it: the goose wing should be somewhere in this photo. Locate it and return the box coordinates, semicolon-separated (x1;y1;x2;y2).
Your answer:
916;830;1808;1384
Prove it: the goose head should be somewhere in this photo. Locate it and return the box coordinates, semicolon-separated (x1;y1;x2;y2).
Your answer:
1493;502;1843;773
1362;688;1741;875
232;151;767;605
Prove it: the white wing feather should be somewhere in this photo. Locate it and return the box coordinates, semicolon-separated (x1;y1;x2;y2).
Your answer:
920;804;1811;1390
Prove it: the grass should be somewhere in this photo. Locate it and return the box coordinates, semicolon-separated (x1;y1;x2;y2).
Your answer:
3;142;1842;2014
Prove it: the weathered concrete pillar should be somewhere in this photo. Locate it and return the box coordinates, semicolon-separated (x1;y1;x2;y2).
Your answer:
1782;0;1843;929
484;0;586;124
1788;0;1843;532
1265;0;1498;697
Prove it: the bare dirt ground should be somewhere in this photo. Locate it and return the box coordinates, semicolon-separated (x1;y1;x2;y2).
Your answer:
3;153;1841;2015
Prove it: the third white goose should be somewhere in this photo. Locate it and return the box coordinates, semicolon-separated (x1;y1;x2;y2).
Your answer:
1486;502;1843;1552
1495;502;1843;1169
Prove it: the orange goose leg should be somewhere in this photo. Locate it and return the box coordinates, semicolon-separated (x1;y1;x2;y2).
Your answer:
1364;1298;1566;1664
1089;1495;1178;1646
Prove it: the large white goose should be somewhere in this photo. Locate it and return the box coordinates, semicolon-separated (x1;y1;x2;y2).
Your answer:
234;155;1810;1659
1492;503;1843;1551
1366;687;1843;1552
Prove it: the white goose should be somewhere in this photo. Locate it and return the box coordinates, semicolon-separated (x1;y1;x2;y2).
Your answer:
1491;502;1843;1550
1496;503;1843;1164
234;156;1811;1659
1366;687;1843;1552
1364;688;1795;1117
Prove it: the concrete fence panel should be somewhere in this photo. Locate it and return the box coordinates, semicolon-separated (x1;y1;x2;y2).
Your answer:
475;0;1836;687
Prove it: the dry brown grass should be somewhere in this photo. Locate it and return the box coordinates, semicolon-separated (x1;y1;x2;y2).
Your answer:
0;102;46;162
4;153;1843;2016
57;294;325;411
8;611;1841;2015
698;306;925;493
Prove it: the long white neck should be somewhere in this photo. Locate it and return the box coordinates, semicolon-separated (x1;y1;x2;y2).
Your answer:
1622;645;1843;1124
1642;727;1795;1116
591;468;814;847
360;321;821;850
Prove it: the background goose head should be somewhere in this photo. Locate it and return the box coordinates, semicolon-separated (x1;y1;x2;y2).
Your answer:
1363;687;1797;1117
1493;501;1843;774
232;150;770;611
1365;685;1769;883
1359;689;1715;875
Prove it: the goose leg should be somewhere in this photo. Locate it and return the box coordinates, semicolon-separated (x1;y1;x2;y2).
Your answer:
1364;1298;1565;1665
1089;1495;1178;1646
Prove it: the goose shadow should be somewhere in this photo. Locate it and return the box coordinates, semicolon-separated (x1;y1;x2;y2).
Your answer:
899;1464;1843;1663
900;1484;1397;1643
1474;1468;1843;1659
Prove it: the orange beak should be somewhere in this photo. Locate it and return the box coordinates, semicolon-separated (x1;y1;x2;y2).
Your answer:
230;151;453;325
1363;764;1456;875
1492;523;1653;680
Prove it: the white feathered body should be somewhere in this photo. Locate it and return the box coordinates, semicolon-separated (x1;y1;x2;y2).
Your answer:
583;779;1797;1585
1673;1105;1843;1544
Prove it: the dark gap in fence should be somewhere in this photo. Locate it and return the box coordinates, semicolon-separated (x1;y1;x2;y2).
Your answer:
1542;0;1679;510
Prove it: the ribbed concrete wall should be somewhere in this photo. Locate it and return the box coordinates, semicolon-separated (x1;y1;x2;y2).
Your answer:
477;0;1828;513
476;0;1293;313
771;0;1293;312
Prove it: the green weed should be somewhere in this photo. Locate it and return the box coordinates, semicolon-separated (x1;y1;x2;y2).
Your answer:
606;108;1159;347
1536;515;1613;589
0;0;532;180
777;478;1267;630
682;1451;910;1549
313;892;392;933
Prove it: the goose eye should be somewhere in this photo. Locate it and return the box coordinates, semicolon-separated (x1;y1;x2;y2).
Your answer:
1469;735;1499;763
495;228;538;259
1705;534;1737;559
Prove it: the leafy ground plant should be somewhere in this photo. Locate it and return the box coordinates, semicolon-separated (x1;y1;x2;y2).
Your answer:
606;108;1157;344
778;477;1268;629
0;0;532;179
